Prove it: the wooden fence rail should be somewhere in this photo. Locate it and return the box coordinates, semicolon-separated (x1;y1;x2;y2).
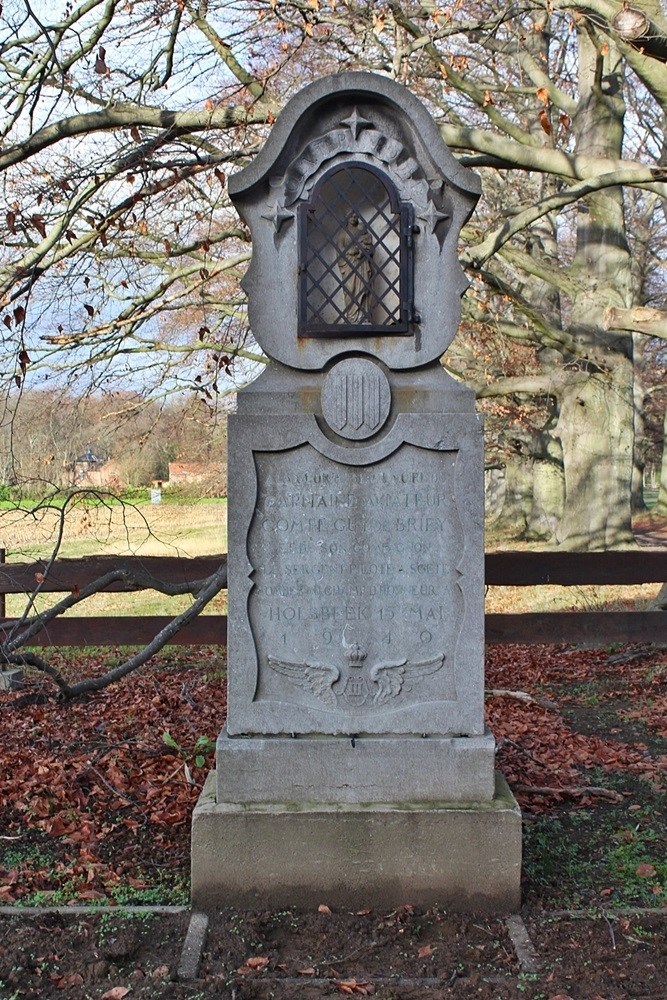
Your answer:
0;551;664;648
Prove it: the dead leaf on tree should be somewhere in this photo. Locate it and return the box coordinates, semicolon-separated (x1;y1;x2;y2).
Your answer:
95;47;110;75
30;214;46;237
538;108;552;135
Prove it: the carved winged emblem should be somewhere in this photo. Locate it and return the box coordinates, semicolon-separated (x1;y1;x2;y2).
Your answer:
267;655;340;706
370;654;445;705
266;649;444;709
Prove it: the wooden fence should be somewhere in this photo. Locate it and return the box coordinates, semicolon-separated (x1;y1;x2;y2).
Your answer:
0;550;665;648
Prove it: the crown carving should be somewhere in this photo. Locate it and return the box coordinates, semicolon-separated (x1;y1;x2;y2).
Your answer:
345;642;367;669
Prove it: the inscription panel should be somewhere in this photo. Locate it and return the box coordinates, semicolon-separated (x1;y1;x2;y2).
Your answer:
246;443;462;732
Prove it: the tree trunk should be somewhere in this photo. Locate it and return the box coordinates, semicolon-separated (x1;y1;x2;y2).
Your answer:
632;335;648;513
529;459;564;541
556;31;636;550
556;365;634;548
493;452;533;538
657;406;667;517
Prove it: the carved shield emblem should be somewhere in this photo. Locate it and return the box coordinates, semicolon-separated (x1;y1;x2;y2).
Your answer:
342;675;369;706
321;358;391;440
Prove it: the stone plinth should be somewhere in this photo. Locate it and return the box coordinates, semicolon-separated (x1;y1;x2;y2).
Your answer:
191;771;522;912
216;728;496;804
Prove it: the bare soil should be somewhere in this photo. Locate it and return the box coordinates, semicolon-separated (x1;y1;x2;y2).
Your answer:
0;907;664;998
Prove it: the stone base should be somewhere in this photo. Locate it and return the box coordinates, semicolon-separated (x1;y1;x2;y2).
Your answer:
216;727;496;804
0;668;23;691
191;771;521;912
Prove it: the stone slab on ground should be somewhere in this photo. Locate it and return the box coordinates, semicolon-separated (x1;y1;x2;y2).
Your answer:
505;914;540;973
216;727;496;803
0;668;23;691
191;770;521;912
177;911;209;981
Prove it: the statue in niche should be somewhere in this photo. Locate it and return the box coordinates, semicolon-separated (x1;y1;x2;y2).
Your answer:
336;213;374;323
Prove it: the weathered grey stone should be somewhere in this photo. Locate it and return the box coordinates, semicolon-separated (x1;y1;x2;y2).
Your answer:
0;668;23;691
229;72;480;373
226;378;485;737
191;70;521;912
321;357;391;440
176;911;209;981
216;727;496;803
191;771;522;912
505;915;541;972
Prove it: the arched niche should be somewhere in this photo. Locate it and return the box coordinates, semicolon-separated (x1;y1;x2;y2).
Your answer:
298;162;414;337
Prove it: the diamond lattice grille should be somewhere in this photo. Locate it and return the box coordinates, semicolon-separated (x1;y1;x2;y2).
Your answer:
299;165;409;336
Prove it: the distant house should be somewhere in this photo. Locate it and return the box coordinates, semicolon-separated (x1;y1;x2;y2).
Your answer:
167;462;227;496
65;448;122;489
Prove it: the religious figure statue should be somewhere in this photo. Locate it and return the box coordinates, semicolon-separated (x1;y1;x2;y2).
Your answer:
336;213;374;323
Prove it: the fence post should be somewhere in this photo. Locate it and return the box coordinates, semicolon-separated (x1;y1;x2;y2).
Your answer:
0;548;5;618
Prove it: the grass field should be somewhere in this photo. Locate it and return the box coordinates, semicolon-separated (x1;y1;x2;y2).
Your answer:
0;499;228;619
0;497;227;559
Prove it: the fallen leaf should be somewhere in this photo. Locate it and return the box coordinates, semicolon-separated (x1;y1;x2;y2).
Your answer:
58;974;85;989
417;944;434;958
297;967;316;975
245;956;269;969
334;979;373;996
100;989;130;1000
536;86;549;105
636;862;657;878
318;903;332;914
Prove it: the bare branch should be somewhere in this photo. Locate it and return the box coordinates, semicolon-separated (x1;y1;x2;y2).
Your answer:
604;306;667;341
0;104;270;172
1;557;228;700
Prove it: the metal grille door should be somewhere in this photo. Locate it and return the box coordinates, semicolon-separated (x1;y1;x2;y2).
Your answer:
299;163;413;337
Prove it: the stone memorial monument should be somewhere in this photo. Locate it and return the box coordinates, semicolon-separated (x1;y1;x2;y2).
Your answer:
191;72;521;911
